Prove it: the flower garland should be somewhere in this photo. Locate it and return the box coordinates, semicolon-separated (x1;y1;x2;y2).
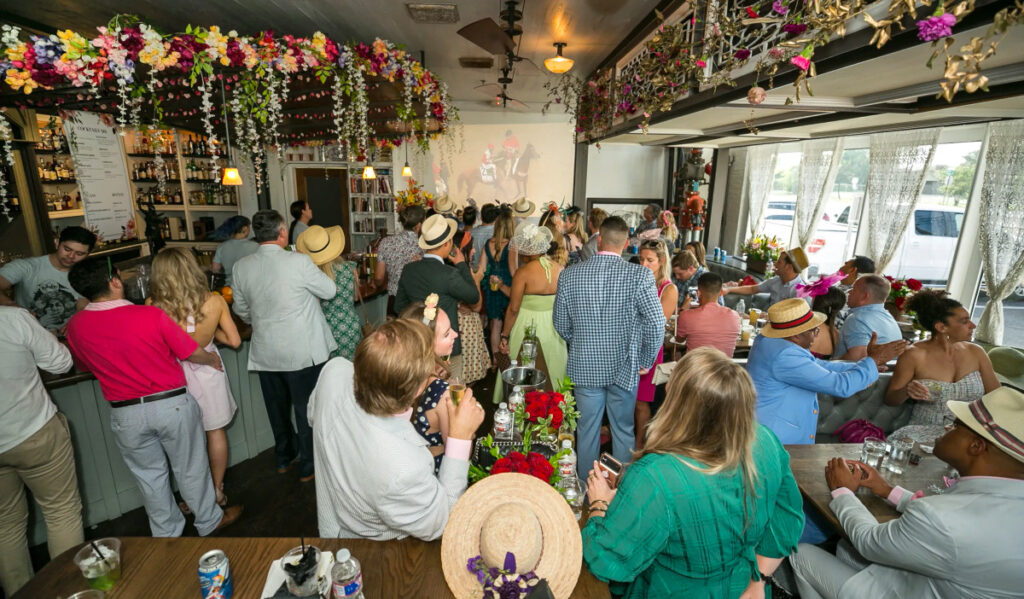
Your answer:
0;15;457;166
0;110;13;212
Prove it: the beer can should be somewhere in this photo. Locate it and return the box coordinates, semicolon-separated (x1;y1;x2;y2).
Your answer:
721;250;728;261
713;247;721;261
198;549;233;599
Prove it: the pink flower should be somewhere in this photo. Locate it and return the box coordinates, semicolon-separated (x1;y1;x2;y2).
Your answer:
769;47;786;60
916;12;956;42
734;49;751;60
790;55;810;71
695;59;706;68
772;1;788;15
783;23;808;36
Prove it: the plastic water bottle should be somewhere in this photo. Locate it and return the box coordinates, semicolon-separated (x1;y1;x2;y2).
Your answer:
493;402;513;441
331;549;364;598
736;299;746;317
508;386;524;426
557;440;577;478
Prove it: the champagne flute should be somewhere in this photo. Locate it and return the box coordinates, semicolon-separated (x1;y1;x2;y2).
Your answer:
448;376;466;406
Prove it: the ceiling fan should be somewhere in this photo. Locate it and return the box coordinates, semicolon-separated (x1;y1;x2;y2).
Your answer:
461;1;534;110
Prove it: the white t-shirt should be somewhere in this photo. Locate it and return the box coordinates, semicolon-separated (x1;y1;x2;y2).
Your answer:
0;255;83;330
0;306;73;453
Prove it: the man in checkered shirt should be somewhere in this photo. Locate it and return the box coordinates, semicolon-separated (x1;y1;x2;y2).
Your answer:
554;216;666;481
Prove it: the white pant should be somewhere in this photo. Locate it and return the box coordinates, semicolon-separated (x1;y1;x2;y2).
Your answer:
790;540;871;599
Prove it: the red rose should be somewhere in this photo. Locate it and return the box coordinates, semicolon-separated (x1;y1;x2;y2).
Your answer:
491;457;514;474
895;296;906;310
892;281;903;291
884;275;895;282
526;452;554;482
524;391;545;403
907;278;923;291
549;405;564;428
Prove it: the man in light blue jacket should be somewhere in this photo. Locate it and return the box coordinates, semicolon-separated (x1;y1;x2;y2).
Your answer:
746;299;904;445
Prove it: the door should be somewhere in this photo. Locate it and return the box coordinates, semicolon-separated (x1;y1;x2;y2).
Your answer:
294;168;349;252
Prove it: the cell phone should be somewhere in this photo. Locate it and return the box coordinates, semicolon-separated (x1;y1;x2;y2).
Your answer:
598;453;622;488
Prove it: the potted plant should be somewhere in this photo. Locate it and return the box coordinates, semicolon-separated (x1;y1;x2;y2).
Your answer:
741;234;783;274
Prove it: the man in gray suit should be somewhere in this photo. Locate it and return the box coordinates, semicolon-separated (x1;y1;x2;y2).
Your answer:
232;210;337;483
790;386;1024;599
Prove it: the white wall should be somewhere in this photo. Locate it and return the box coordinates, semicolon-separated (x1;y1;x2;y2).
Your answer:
585;143;667;200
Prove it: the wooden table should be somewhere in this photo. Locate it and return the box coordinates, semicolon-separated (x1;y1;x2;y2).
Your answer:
787;443;950;535
13;536;610;599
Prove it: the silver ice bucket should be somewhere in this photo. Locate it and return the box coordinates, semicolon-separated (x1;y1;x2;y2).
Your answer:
500;367;547;404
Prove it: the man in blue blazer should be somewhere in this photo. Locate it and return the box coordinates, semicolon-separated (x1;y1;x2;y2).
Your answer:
554;216;665;480
746;298;904;444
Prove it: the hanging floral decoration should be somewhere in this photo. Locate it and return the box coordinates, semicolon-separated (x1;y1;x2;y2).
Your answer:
0;109;13;211
544;0;1020;141
0;15;458;191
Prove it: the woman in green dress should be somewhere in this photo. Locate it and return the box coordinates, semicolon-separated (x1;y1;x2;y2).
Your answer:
582;347;804;599
494;222;567;402
297;226;362;360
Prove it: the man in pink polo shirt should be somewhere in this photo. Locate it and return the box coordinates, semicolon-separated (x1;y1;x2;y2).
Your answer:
675;272;741;357
65;257;242;537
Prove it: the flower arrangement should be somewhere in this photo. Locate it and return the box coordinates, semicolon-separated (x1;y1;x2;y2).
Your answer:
394;178;434;210
742;234;783;262
489;451;554;481
884;275;923;312
467;553;538;599
543;1;1019;141
0;16;458;187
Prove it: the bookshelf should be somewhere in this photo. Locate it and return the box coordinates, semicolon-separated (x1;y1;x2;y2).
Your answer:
347;162;397;253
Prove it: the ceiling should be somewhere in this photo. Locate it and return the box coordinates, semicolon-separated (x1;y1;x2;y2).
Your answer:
2;0;661;108
600;22;1024;148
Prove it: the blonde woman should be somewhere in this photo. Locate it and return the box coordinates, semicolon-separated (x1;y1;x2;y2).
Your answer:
400;296;459;473
658;209;679;249
539;208;569;267
634;239;678;450
583;347;804;598
565;208;588;264
150;247;241;506
297;226;361;360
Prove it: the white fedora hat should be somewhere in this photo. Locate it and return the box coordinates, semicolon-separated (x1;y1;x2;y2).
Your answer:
419;214;459;250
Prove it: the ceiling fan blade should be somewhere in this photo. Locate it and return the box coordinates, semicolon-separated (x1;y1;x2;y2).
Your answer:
474;83;504;97
511;56;544;76
458;18;516;55
506;97;530;112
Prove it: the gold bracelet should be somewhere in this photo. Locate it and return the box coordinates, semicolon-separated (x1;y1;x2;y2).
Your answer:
588;500;609;509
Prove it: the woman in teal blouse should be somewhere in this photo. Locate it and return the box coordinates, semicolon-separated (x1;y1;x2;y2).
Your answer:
582;347;804;598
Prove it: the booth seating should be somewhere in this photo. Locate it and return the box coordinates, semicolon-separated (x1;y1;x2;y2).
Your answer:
815;374;914;442
705;257;770;311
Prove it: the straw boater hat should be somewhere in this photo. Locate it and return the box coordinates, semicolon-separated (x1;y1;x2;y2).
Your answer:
295;225;344;265
434;195;456;215
786;247;810;272
510;197;535;217
419;214;459;250
511;222;554;256
948;386;1024;464
441;473;582;599
760;298;826;338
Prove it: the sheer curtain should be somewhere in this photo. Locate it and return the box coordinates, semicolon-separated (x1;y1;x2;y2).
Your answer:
865;128;939;273
743;144;778;237
976;120;1024;345
795;137;844;248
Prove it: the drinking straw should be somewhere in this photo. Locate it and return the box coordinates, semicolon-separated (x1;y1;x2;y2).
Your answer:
89;540;104;560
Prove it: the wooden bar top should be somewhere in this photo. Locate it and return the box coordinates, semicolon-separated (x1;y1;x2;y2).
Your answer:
787;443;950;535
14;536;610;599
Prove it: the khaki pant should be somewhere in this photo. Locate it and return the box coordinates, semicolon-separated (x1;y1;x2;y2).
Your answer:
0;413;84;596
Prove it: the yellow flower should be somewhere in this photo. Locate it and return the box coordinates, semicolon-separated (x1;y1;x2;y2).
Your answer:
220;56;231;66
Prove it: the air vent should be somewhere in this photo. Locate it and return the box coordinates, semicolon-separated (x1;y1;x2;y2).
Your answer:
459;57;494;69
406;4;460;24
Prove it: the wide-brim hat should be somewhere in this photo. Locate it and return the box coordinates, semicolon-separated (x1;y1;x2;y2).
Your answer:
787;247;810;272
295;225;344;265
434;195;456;215
441;473;582;599
419;214;459;250
760;297;826;338
989;346;1024;391
511;222;554;256
511;197;535;217
948;386;1024;464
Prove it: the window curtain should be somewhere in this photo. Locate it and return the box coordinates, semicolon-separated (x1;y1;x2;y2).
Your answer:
794;137;844;249
865;128;939;273
743;144;778;238
975;120;1024;345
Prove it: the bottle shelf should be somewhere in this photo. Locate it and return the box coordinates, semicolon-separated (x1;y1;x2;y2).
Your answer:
41;179;78;185
48;209;84;219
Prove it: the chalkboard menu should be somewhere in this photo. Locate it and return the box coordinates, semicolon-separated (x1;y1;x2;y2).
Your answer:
61;111;138;242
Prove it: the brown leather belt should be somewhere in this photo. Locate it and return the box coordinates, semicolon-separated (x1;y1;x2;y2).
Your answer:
110;387;187;409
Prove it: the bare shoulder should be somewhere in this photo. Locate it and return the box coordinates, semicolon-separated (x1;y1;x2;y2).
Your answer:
202;292;226;316
899;342;929;364
960;341;991;363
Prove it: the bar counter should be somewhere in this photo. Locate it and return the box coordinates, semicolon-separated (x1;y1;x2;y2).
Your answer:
28;285;388;545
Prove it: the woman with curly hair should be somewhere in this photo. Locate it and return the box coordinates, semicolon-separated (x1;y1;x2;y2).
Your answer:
150;247;241;506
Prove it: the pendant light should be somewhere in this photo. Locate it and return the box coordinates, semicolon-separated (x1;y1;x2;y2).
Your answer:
544;42;574;74
401;141;413;178
219;81;242;186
